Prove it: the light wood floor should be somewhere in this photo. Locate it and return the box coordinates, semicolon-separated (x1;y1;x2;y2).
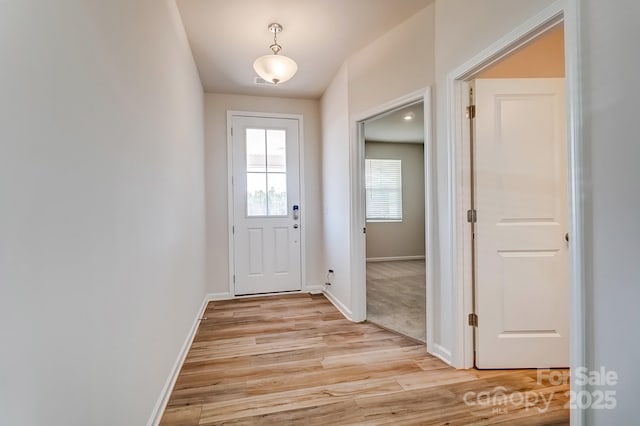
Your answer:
367;260;426;342
160;294;569;425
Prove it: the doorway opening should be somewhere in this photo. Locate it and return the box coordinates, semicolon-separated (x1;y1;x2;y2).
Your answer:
350;88;435;349
445;5;584;407
462;20;570;367
470;22;569;368
364;102;426;342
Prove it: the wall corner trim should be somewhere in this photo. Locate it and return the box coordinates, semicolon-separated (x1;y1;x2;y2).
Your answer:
429;343;453;367
322;290;356;322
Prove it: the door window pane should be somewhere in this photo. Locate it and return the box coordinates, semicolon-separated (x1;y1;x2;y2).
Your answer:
247;173;267;216
267;173;287;216
246;129;266;172
267;130;287;172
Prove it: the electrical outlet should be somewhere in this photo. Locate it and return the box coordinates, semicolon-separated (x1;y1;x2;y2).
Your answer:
324;269;335;287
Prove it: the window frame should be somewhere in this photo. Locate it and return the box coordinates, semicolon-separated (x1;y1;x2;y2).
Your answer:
365;158;403;223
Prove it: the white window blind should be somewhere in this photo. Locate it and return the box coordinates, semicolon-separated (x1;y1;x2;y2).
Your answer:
365;159;402;221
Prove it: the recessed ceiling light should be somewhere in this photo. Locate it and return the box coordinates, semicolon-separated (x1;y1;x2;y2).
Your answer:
403;112;415;121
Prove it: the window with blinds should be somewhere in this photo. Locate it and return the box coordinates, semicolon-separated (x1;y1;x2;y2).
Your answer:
365;158;403;222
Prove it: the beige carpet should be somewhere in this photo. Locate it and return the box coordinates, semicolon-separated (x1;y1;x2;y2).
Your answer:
366;259;426;342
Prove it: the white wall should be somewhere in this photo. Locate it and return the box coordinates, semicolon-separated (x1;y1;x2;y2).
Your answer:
204;93;323;295
581;1;640;423
321;3;435;318
347;6;435;116
321;65;353;313
0;1;206;425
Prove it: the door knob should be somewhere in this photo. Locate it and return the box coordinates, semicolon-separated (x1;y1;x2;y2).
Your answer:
293;224;299;229
565;233;569;242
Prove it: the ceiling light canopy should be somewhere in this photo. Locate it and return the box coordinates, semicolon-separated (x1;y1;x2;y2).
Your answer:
253;23;298;85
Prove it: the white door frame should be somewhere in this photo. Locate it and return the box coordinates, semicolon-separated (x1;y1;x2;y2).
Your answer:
226;111;306;296
445;0;584;423
349;88;436;347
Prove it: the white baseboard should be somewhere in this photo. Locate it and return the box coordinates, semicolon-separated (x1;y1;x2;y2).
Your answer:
305;284;324;295
366;255;425;263
147;294;209;426
429;342;453;367
211;288;323;299
207;292;233;301
322;288;356;322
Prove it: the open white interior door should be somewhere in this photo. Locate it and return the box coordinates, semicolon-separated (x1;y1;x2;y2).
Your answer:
231;115;301;296
474;78;569;368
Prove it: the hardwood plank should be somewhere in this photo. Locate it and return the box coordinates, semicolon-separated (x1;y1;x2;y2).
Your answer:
320;345;429;369
159;404;202;426
198;377;403;424
159;293;569;425
201;400;366;426
245;358;422;395
394;368;481;391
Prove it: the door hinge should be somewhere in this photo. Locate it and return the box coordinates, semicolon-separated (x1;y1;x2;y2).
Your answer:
363;227;366;234
467;209;477;223
231;127;233;136
466;105;476;119
233;275;235;283
232;225;235;234
468;313;478;327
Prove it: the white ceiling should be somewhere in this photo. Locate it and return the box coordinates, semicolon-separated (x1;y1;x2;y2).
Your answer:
176;0;432;99
365;102;424;143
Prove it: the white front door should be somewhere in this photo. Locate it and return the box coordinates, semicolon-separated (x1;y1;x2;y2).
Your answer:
474;78;569;368
231;115;302;296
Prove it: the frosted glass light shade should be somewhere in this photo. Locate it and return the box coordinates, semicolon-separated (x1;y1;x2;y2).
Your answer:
253;54;298;85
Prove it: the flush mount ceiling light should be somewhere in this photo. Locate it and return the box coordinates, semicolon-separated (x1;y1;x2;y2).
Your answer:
253;23;298;85
403;112;415;121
